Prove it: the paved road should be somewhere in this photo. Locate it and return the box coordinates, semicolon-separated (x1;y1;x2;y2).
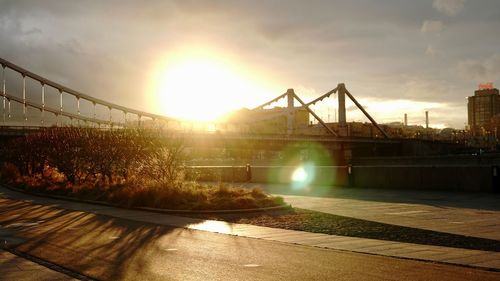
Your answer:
1;197;499;281
0;250;77;281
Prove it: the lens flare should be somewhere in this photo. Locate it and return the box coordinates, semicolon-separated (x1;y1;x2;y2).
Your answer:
291;162;315;190
292;166;308;182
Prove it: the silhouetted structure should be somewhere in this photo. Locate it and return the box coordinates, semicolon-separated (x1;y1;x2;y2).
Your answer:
468;86;500;135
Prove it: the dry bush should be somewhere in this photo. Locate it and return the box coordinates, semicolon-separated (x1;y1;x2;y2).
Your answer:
0;163;20;182
0;127;284;210
137;131;186;187
0;128;186;186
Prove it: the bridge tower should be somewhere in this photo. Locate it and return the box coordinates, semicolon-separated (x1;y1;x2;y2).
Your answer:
337;83;348;136
286;88;295;135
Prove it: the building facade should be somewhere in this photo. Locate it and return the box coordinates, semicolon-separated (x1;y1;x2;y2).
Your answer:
225;107;310;134
467;87;500;134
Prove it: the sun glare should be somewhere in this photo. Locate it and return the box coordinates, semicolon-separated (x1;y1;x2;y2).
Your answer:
152;50;274;122
291;162;316;190
292;167;308;182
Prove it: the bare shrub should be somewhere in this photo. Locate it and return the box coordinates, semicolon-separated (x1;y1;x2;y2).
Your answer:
137;131;186;188
0;128;186;187
0;127;284;210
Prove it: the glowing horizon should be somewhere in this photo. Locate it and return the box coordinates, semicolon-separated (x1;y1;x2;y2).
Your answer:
146;48;459;129
149;48;280;122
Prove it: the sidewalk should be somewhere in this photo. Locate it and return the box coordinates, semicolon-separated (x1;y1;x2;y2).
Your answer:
238;182;500;240
1;185;500;271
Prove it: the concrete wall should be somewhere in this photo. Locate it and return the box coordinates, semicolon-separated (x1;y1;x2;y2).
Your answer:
351;165;495;192
187;166;349;186
352;154;500;166
188;165;499;192
250;166;349;186
186;166;249;182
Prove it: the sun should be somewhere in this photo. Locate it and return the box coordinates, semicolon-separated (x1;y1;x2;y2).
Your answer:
151;49;273;122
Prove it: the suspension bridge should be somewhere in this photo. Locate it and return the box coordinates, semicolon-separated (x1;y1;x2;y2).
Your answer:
0;57;464;161
0;57;388;136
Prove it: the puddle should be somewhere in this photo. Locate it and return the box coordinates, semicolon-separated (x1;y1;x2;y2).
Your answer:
386;210;428;215
188;221;233;234
243;264;261;268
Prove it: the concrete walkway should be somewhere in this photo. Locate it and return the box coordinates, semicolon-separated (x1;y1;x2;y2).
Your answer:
280;194;500;240
0;250;78;281
238;182;500;240
1;185;500;271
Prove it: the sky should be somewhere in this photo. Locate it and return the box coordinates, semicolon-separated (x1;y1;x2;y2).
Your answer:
1;0;500;128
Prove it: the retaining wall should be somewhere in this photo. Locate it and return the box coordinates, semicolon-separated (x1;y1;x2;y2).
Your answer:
187;165;499;192
351;165;496;192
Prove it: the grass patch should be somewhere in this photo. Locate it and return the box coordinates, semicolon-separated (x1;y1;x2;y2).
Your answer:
181;208;500;252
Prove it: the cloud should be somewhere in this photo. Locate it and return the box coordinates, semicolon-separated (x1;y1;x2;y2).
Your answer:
456;54;500;82
421;20;444;33
1;0;499;129
433;0;466;16
425;45;437;56
399;78;456;102
342;97;455;126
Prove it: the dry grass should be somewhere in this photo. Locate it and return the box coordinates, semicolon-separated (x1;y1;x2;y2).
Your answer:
2;165;284;210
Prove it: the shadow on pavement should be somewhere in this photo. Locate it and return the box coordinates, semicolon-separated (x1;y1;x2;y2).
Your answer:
0;197;192;280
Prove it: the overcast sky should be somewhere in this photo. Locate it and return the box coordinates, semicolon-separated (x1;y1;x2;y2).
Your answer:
1;0;499;128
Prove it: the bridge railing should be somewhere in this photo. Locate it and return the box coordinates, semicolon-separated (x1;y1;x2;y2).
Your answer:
0;57;173;127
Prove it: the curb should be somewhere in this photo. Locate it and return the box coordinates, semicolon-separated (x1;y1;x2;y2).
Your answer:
0;184;292;214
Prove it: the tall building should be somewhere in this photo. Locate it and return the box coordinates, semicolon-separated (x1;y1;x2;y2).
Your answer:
467;85;500;134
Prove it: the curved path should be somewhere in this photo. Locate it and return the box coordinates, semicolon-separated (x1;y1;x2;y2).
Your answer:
1;185;500;280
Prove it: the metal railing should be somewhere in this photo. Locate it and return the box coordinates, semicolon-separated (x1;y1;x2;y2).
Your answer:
0;57;173;127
